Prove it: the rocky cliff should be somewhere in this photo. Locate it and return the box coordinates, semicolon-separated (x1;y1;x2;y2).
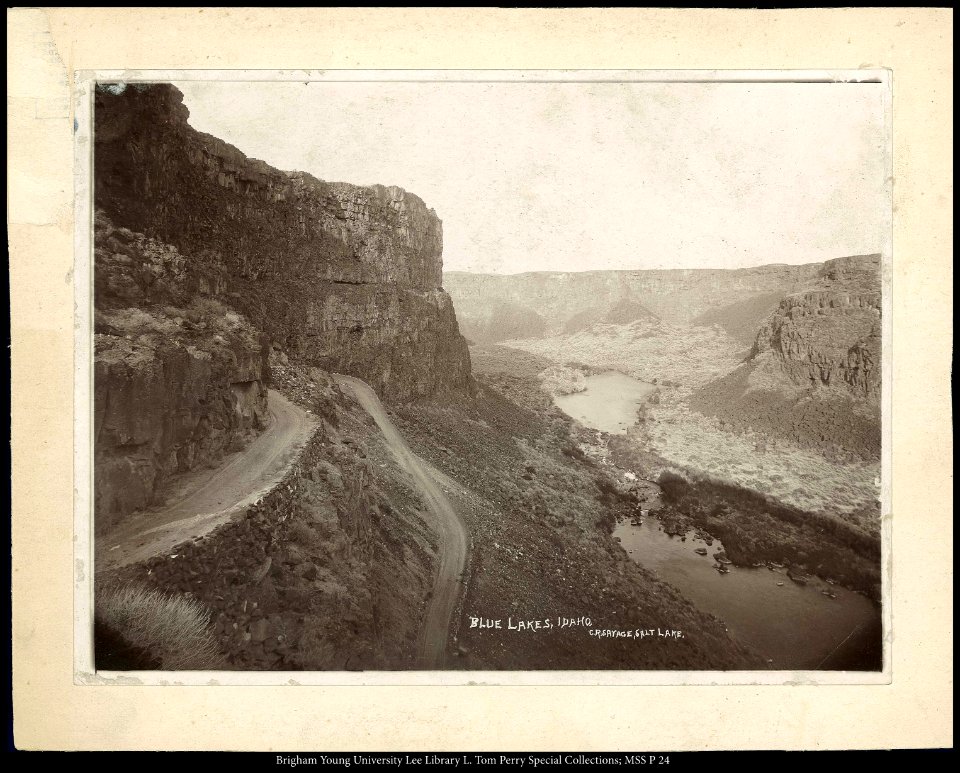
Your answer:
94;213;270;532
94;83;471;532
95;83;471;399
752;255;882;399
445;264;821;343
690;255;883;460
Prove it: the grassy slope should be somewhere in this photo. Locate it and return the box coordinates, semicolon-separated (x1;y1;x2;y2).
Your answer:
467;345;557;378
688;357;881;461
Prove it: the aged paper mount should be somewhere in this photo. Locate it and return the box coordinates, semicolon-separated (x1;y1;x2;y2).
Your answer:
9;7;953;752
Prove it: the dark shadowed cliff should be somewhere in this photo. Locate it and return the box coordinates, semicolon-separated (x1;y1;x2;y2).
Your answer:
93;83;471;531
95;83;471;400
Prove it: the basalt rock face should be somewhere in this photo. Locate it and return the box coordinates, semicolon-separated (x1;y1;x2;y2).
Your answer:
445;265;821;344
94;214;270;533
690;255;883;460
93;83;470;532
94;83;471;401
752;255;882;399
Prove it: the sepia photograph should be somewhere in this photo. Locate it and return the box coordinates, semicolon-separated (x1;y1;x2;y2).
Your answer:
86;73;888;676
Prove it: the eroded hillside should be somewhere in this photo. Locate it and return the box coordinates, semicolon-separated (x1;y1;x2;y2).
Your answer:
690;255;882;460
445;264;820;343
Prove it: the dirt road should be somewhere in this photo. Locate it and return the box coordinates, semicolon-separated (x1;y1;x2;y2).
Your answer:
334;374;469;669
97;389;316;573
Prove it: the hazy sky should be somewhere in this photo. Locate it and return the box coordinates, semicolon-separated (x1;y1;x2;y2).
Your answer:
176;79;888;274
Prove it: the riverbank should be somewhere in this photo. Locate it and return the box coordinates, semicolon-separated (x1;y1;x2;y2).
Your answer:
615;515;881;669
393;359;765;670
650;471;881;601
541;362;881;602
542;359;881;669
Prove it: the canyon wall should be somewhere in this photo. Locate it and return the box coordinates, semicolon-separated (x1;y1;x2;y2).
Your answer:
752;255;882;399
690;255;883;460
94;83;471;532
94;213;270;532
94;83;471;400
445;264;822;343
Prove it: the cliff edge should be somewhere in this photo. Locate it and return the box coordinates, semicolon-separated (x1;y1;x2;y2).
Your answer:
751;255;882;399
93;83;471;531
690;255;882;460
95;83;471;399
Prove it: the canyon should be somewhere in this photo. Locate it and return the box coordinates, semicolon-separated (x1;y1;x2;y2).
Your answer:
93;83;761;672
445;264;821;344
91;82;881;673
691;255;882;460
450;254;882;463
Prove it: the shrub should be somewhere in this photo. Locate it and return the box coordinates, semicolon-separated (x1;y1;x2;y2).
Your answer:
94;618;161;670
538;364;587;396
560;442;588;462
95;583;223;670
314;395;340;429
657;471;688;503
595;476;618;501
288;519;318;547
190;296;229;319
295;624;339;669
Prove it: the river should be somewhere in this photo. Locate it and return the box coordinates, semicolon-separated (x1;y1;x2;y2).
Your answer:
614;518;882;669
554;371;883;671
553;372;656;434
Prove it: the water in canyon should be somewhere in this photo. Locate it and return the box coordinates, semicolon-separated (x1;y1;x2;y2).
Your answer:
554;371;883;670
553;371;656;434
613;518;882;669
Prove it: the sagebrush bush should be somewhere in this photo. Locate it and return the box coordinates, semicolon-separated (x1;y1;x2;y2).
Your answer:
189;296;228;319
96;583;223;670
288;518;318;547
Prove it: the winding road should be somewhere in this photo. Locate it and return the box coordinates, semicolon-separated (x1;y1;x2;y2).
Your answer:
334;374;469;669
97;377;468;668
96;389;316;573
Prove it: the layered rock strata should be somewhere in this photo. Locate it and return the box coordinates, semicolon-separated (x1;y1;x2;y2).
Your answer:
752;255;882;399
93;83;471;530
94;83;471;400
690;255;883;459
445;264;822;343
94;214;270;532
